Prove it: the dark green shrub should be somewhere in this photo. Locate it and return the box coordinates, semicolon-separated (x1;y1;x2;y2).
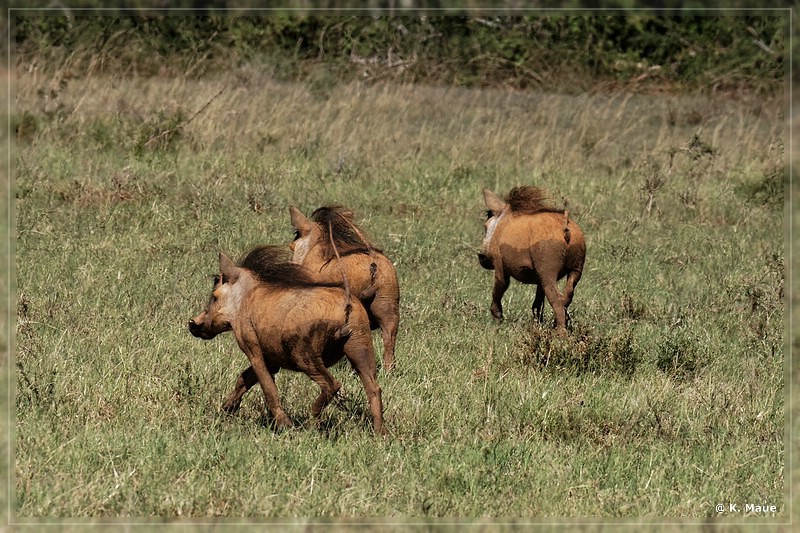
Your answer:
14;14;786;94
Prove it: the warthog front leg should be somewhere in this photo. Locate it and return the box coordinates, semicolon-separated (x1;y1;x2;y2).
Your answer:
221;365;258;414
490;271;510;320
246;353;293;429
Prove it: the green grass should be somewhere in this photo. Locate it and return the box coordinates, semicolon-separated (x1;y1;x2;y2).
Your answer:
11;65;787;523
2;67;12;527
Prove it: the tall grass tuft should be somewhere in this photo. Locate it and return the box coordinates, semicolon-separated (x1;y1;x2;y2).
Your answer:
513;323;640;378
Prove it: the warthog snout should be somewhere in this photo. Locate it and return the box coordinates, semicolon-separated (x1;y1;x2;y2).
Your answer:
477;251;494;270
188;318;216;340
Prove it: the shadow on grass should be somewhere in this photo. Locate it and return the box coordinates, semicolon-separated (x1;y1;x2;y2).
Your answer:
237;389;375;439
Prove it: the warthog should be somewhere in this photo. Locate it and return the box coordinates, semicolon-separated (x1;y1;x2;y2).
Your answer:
477;186;586;329
289;205;400;372
188;245;385;435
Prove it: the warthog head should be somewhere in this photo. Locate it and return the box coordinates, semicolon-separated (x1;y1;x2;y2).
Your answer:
288;206;318;265
477;188;507;270
188;253;242;340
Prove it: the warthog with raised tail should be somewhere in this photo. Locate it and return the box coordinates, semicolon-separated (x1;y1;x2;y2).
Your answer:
289;205;400;372
477;186;586;329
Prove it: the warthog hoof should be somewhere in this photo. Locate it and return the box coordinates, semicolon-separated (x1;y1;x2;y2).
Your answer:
274;413;294;430
221;401;241;415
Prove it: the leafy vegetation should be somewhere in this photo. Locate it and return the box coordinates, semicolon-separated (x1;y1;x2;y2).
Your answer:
13;14;786;94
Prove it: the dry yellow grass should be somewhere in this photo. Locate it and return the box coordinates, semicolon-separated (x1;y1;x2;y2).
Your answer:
15;70;782;178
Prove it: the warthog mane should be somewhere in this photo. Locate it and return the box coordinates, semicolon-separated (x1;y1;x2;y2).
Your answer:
239;245;341;288
507;186;565;215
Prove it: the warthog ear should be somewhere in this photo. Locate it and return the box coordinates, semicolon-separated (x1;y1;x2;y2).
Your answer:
483;188;506;213
289;206;313;232
219;252;240;284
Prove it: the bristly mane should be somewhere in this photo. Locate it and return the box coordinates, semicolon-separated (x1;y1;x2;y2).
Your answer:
310;205;381;263
238;245;341;288
506;186;565;215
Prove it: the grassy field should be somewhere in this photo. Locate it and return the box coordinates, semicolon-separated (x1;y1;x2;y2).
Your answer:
11;61;788;525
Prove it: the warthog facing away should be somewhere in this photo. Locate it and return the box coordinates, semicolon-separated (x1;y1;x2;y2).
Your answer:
477;186;586;329
188;245;385;435
289;205;400;372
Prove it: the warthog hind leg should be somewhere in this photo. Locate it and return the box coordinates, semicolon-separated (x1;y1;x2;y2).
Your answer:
562;270;581;309
561;270;582;329
532;284;546;323
375;309;399;373
541;280;567;330
344;338;386;436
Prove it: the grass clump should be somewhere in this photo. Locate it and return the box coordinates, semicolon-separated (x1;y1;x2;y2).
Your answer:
736;160;786;210
14;111;39;144
132;108;188;156
655;329;707;382
513;323;640;378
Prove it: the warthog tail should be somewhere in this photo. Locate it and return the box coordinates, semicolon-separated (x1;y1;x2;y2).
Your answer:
328;219;353;325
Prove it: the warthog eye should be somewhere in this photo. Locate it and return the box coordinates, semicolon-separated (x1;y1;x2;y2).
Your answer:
212;274;220;286
486;210;494;220
293;230;300;241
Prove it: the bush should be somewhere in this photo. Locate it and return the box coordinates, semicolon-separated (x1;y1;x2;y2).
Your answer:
13;14;786;94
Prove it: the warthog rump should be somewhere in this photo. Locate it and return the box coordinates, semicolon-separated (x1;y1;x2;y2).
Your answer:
188;245;385;435
478;186;586;329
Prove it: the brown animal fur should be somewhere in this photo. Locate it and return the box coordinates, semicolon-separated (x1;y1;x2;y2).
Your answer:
289;205;400;372
188;245;385;435
309;206;375;262
477;186;586;329
238;245;341;288
506;185;563;215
